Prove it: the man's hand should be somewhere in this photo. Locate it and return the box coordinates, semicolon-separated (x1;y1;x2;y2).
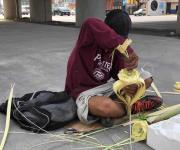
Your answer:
121;84;138;98
120;77;153;98
123;51;138;70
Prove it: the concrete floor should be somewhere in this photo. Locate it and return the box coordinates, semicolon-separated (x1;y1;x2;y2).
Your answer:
0;21;180;150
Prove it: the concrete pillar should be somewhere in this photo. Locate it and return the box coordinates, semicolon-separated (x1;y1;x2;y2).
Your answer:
30;0;52;22
76;0;106;26
176;0;180;35
3;0;21;19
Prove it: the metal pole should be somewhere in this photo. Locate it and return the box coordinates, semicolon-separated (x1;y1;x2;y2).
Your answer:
176;0;180;35
122;0;126;12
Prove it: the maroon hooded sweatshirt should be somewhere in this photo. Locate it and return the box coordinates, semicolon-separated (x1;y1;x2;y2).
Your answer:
65;18;134;99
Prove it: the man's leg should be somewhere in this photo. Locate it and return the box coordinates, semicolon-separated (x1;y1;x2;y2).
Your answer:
88;96;126;118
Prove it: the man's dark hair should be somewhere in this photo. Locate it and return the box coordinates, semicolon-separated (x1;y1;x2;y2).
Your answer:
105;9;132;37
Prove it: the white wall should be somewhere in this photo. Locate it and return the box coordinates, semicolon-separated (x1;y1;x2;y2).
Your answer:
147;0;166;15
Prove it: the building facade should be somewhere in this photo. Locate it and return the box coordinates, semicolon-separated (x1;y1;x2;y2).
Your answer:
106;0;178;15
106;0;122;10
165;0;178;14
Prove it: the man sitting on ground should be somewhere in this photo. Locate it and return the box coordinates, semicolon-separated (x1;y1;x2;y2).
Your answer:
65;9;162;125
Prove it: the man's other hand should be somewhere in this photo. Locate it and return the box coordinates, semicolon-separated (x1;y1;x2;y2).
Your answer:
121;84;138;98
120;77;153;98
123;51;138;70
144;77;153;89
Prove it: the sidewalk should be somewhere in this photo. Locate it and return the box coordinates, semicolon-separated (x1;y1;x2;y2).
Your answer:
1;14;178;36
131;15;177;36
51;14;178;36
0;21;179;150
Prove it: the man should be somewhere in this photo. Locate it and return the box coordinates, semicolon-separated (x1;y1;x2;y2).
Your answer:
65;9;162;124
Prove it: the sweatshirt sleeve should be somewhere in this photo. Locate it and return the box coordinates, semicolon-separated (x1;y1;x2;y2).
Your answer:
77;18;133;52
76;17;134;53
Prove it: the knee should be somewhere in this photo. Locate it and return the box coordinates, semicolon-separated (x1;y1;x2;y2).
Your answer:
88;96;125;118
98;99;113;116
98;98;125;117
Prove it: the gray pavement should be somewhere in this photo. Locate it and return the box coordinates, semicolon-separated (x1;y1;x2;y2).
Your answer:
132;21;177;36
0;21;180;150
131;15;177;35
